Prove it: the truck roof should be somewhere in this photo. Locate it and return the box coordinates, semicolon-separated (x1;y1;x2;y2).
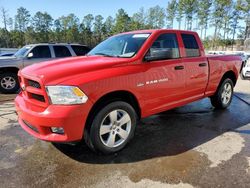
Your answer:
25;43;88;46
120;29;198;35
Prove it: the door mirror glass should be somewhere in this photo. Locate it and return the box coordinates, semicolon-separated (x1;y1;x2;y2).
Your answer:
27;52;33;59
144;33;180;62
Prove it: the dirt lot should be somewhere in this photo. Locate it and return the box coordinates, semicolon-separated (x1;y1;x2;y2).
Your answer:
0;79;250;188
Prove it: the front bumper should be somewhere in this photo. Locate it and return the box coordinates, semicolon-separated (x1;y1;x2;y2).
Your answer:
15;93;93;142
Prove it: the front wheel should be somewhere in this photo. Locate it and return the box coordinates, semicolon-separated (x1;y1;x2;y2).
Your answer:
85;101;137;154
210;78;234;109
0;72;19;94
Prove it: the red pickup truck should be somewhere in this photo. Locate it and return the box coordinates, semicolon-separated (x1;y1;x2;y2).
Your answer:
15;29;241;154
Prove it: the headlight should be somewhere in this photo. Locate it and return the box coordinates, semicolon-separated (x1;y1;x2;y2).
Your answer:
46;86;88;105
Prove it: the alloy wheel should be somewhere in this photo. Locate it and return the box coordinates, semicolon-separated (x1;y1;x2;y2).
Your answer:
221;82;232;105
99;109;132;148
0;76;16;90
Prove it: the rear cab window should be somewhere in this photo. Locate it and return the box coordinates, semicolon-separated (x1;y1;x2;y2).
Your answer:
181;34;200;57
71;45;90;56
53;46;72;57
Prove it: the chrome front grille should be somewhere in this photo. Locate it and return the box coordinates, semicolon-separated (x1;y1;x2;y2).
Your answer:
19;75;47;105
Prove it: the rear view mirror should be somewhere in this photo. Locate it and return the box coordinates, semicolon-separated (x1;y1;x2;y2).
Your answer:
144;48;172;62
27;52;33;59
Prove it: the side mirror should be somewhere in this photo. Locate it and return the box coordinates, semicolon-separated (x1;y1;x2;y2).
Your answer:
27;52;33;59
144;48;172;62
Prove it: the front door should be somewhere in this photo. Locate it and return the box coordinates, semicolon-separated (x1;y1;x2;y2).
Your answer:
23;45;52;67
143;33;185;115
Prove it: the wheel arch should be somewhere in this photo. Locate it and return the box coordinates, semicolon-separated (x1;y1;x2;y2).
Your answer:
0;67;19;74
210;71;235;109
219;70;237;87
84;90;141;134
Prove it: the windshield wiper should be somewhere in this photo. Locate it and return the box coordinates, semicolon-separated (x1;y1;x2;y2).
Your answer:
93;53;117;57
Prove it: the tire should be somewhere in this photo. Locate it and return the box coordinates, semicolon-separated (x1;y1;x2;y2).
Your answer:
210;78;234;109
0;72;19;94
85;101;137;154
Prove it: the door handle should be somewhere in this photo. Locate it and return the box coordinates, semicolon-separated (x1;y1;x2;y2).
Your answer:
174;65;184;70
199;63;207;67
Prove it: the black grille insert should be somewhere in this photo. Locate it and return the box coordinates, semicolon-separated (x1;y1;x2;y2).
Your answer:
31;93;45;102
28;80;41;89
23;120;39;133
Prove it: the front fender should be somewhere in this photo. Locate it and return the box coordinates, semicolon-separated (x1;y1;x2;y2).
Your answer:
0;59;23;70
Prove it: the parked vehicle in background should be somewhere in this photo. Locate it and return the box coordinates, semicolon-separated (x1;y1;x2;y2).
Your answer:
237;53;249;65
207;51;249;76
234;52;250;78
0;48;18;56
207;51;226;55
0;53;14;57
0;43;90;93
15;29;241;154
242;58;250;78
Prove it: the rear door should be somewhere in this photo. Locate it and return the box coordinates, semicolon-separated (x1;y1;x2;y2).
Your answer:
143;32;185;114
180;33;209;99
53;45;72;58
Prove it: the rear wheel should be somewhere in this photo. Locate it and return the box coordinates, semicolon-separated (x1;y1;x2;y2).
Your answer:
0;72;19;94
85;101;137;154
210;78;234;109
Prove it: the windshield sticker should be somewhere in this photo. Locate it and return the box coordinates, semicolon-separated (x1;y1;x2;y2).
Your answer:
132;34;150;38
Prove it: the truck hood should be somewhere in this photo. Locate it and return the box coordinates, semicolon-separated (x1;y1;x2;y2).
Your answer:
21;56;131;84
0;56;21;67
0;56;17;60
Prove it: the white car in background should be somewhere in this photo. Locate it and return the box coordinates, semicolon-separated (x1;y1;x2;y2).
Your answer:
241;53;250;65
242;58;250;79
206;50;250;79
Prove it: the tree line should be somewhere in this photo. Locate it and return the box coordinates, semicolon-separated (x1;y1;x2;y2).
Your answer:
0;0;250;50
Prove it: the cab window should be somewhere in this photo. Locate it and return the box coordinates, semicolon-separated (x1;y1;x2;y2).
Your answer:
30;46;51;58
71;45;90;56
146;33;180;61
53;46;71;57
181;34;200;57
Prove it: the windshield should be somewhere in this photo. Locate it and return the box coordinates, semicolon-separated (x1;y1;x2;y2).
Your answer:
14;46;32;58
88;33;150;58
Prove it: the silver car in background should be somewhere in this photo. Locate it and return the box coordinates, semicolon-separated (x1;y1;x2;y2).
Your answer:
0;43;90;93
